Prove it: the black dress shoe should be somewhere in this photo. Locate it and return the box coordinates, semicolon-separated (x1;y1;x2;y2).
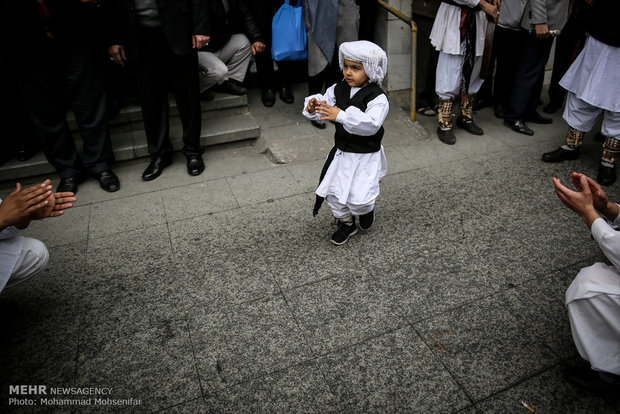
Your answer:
57;176;83;194
493;104;505;119
504;119;534;136
542;101;562;114
311;120;326;129
214;80;247;95
437;127;456;145
279;86;294;104
525;111;553;124
541;147;580;163
456;117;483;135
142;156;172;181
186;155;205;176
564;366;620;397
93;170;120;192
261;89;275;107
597;164;616;186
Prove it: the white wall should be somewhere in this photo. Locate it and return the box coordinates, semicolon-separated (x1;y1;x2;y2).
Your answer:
374;0;413;92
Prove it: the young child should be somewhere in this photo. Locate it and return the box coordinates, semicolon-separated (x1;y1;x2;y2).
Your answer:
302;40;389;245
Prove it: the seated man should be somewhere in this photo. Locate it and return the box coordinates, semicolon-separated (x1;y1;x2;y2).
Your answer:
0;179;76;292
552;172;620;397
198;0;266;99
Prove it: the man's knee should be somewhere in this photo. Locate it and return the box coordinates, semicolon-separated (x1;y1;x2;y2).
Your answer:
6;238;49;289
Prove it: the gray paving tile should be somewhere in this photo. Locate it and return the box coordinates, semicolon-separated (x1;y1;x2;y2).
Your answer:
173;249;279;307
263;242;358;290
87;224;174;277
285;159;326;194
263;128;333;164
161;178;238;222
168;207;260;260
318;326;471;413
189;296;312;393
227;167;304;207
283;271;405;356
203;361;341;414
414;289;561;401
78;266;191;344
476;363;618;413
20;204;90;248
89;191;167;238
155;397;208;413
76;320;200;412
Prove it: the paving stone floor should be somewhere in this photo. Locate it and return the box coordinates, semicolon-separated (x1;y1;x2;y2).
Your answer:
1;85;619;413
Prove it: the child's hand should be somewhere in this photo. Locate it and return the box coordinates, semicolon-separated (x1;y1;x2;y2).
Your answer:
306;98;319;113
316;102;340;122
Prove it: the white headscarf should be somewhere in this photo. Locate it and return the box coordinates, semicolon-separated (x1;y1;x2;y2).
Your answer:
338;40;388;85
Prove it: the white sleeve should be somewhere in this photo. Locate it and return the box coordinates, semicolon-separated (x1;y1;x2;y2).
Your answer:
592;217;620;272
301;85;337;123
335;93;389;136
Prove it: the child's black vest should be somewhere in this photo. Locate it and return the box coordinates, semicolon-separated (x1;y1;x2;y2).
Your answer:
333;81;385;153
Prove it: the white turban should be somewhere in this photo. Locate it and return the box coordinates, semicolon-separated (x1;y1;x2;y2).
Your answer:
338;40;388;85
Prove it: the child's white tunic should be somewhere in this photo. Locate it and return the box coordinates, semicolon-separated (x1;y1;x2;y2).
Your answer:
302;84;389;207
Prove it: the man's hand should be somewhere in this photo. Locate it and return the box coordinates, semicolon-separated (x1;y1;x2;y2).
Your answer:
193;35;210;49
0;181;53;230
108;45;127;67
553;175;600;227
315;102;341;122
251;42;267;55
570;172;619;221
480;0;499;24
534;23;549;38
30;192;76;220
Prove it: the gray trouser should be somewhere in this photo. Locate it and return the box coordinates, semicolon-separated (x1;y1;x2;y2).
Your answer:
197;34;252;92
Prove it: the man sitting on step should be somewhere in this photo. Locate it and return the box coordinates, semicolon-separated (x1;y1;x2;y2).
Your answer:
197;0;266;100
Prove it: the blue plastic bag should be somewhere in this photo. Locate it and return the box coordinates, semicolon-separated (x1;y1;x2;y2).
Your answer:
271;0;308;61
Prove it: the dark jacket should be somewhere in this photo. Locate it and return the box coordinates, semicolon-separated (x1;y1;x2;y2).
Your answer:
203;0;263;52
105;0;209;57
583;0;620;47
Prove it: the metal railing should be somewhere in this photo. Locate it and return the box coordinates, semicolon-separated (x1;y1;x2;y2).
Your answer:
376;0;417;122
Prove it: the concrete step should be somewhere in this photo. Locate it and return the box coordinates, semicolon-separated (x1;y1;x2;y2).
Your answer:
68;93;249;132
0;111;260;182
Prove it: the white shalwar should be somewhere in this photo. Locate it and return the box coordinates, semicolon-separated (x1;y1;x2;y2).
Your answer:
566;213;620;376
430;1;488;99
302;84;389;219
561;35;620;139
0;198;49;292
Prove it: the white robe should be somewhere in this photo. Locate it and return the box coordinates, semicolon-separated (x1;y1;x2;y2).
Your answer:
429;0;488;57
566;213;620;376
302;84;389;207
0;198;24;292
560;35;620;113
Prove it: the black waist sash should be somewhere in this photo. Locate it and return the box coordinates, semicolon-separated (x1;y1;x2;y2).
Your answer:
312;146;338;216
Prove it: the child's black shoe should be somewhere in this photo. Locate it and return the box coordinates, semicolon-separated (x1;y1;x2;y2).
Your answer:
331;217;358;245
358;210;374;231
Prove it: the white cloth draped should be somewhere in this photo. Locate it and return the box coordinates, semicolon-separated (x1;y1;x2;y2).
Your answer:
560;35;620;113
430;1;488;57
566;213;620;375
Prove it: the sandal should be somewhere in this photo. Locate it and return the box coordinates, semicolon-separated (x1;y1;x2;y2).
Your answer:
417;106;437;116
